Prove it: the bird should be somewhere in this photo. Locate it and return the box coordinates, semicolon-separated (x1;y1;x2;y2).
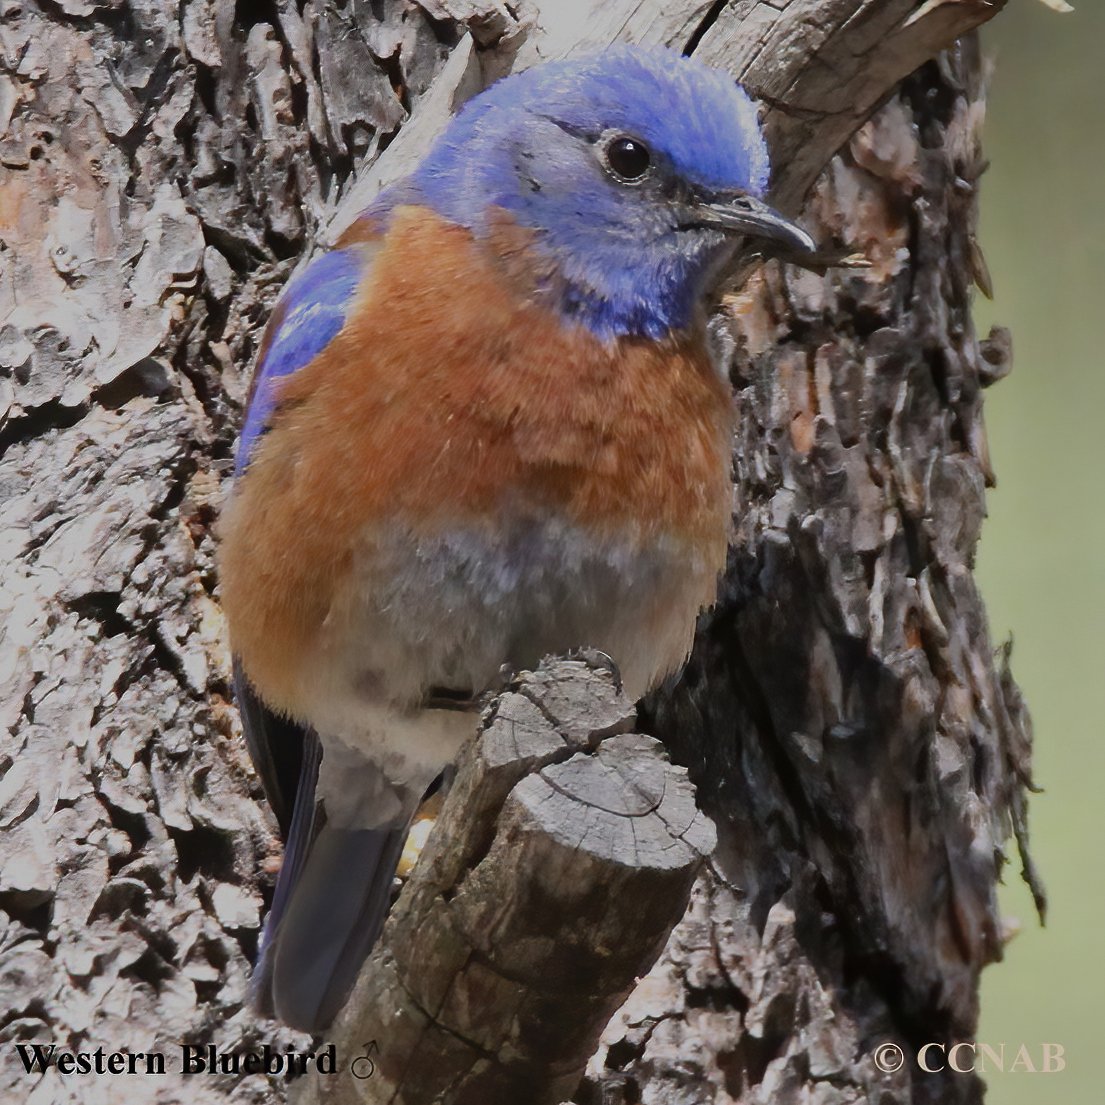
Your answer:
217;43;815;1034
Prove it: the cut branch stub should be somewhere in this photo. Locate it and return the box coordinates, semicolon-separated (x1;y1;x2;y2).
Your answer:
294;659;716;1105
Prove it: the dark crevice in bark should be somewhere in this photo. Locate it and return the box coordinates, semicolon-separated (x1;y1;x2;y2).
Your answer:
683;1;731;57
0;401;89;459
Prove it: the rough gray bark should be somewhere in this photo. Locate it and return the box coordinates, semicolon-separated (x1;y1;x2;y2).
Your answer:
0;2;1038;1105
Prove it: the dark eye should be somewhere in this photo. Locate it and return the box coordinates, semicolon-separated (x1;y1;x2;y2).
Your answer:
602;135;652;183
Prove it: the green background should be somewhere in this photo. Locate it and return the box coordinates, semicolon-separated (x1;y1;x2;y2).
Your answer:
975;3;1103;1102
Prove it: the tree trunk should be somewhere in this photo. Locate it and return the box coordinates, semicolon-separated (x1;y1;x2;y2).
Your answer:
0;3;1039;1105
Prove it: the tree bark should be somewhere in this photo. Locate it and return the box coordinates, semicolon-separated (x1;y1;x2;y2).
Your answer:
0;3;1039;1105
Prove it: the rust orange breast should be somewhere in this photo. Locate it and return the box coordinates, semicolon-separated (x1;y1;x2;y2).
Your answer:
218;206;735;700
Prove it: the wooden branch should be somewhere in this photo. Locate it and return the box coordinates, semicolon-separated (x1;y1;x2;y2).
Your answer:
294;660;715;1105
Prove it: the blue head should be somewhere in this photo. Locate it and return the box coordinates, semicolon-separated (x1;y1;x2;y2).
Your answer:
377;46;813;340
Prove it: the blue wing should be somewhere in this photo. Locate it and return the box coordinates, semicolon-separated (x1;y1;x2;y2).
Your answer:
233;238;411;1031
232;242;374;926
235;245;373;472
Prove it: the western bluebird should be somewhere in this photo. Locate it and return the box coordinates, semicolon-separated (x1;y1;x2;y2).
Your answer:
218;44;814;1032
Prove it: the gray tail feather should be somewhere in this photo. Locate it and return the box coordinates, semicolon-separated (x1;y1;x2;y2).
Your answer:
251;737;410;1032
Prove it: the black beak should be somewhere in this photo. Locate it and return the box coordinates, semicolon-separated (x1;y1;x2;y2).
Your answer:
694;193;816;255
